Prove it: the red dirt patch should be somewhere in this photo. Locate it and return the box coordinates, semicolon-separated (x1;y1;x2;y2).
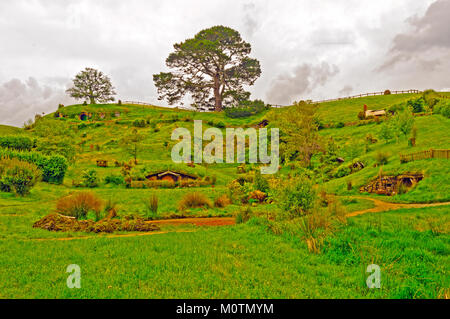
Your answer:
150;217;235;227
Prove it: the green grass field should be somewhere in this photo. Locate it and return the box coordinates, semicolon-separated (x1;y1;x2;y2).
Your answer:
0;93;449;298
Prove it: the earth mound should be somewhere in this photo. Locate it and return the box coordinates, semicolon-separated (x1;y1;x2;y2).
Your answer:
33;213;160;233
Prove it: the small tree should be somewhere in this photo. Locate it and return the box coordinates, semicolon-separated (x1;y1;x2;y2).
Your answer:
120;129;145;164
272;102;323;166
66;68;116;104
396;110;414;139
378;121;394;143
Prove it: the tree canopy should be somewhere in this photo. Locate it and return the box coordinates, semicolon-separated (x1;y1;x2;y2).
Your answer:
153;26;261;111
66;67;116;104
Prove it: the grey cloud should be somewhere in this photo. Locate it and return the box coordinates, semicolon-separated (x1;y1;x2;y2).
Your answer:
266;62;339;105
243;3;260;37
379;0;450;71
339;85;353;96
0;77;75;126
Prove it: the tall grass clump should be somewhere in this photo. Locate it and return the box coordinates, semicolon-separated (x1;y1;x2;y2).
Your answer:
143;193;159;219
178;192;212;211
214;194;231;208
56;192;104;220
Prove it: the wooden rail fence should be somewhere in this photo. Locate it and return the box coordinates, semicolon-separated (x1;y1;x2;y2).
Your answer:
400;149;450;163
313;89;421;104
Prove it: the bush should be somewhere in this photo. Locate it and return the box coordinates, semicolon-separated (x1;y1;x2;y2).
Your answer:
384;90;391;95
434;100;450;118
178;192;212;211
224;99;267;118
407;97;425;113
0;157;41;196
279;176;315;216
254;170;269;193
82;169;99;188
334;165;351;178
214;194;231;208
133;119;147;127
143;194;158;219
248;190;267;203
56;192;103;220
104;174;124;185
0;150;68;184
0;136;34;151
375;151;390;165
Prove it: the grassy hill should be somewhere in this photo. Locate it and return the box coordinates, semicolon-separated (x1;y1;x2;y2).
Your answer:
0;92;449;298
0;124;23;135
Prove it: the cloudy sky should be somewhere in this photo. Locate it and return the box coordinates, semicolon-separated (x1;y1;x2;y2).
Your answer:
1;0;449;126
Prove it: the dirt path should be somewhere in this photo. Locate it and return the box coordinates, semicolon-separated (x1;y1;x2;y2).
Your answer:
346;197;450;217
33;229;197;241
150;217;235;227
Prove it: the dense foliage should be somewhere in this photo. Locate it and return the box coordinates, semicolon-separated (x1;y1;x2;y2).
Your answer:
0;157;41;196
0;136;34;151
0;149;68;184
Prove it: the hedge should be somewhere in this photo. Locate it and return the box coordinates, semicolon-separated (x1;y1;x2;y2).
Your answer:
0;149;68;184
0;136;34;151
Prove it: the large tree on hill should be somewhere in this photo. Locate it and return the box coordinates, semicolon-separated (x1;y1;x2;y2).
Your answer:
66;67;116;104
153;26;261;111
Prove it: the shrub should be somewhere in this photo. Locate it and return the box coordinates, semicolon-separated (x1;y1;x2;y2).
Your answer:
0;136;34;151
143;194;158;219
384;89;391;95
133;119;147;127
104;174;124;185
407;97;425;113
82;170;99;188
334;165;351;178
254;170;269;193
0;157;41;196
224;99;267;118
215;121;226;128
248;190;267;203
178;192;212;210
214;194;231;208
335;122;345;128
0;150;67;184
434;100;450;118
279;176;315;216
375;151;390;165
56;192;103;220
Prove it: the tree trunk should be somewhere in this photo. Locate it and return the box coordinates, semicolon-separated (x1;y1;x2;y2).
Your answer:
213;75;222;112
89;96;95;105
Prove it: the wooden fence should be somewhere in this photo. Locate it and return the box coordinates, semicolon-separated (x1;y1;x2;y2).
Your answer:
268;89;422;108
400;149;450;163
313;89;421;104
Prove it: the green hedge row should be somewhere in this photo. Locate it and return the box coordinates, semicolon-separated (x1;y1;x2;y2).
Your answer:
0;149;68;184
0;136;34;151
